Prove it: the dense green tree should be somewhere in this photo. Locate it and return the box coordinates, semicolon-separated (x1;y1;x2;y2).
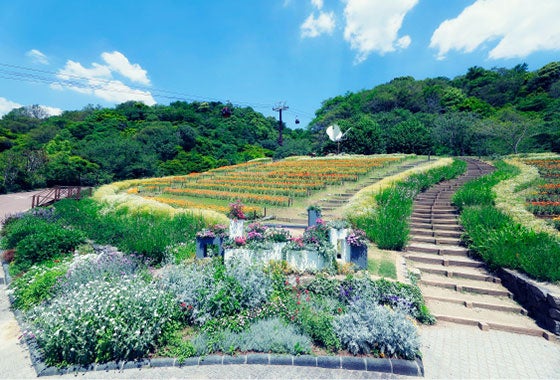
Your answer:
339;115;385;155
386;119;433;154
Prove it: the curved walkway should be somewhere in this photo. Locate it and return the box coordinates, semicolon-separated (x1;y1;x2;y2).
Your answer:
1;183;560;379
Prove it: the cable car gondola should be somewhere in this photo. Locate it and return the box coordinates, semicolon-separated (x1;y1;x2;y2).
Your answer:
221;106;232;118
295;116;300;124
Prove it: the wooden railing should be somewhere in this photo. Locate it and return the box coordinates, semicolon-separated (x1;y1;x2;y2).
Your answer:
31;186;91;208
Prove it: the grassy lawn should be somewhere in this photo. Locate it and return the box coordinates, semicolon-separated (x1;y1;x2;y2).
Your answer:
367;245;397;279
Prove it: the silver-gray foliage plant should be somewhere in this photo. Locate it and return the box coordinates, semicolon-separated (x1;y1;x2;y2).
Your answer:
192;318;312;356
157;259;273;326
333;299;419;359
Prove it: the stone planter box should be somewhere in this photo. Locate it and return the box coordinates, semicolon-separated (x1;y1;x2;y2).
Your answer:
229;219;244;239
224;243;285;266
307;209;321;227
329;228;349;262
349;245;368;270
284;249;329;273
195;237;224;259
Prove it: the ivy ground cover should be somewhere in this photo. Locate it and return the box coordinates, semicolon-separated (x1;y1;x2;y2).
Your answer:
524;158;560;229
128;155;404;216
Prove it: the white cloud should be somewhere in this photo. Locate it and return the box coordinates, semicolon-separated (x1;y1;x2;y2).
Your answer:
26;49;49;65
0;97;22;116
301;11;336;38
101;51;151;85
41;106;63;117
311;0;323;10
0;98;62;118
52;52;155;106
430;0;560;60
343;0;418;63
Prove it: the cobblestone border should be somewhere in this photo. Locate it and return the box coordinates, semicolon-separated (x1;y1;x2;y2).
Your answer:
2;261;424;378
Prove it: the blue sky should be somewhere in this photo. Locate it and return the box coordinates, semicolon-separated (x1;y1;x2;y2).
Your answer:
1;0;559;127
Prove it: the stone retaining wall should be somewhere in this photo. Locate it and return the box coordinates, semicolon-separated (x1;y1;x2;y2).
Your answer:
498;268;560;336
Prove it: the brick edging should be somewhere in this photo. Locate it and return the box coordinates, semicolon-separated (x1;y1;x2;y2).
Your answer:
1;260;424;377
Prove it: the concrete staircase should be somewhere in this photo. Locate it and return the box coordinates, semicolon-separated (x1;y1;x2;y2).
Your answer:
405;158;553;339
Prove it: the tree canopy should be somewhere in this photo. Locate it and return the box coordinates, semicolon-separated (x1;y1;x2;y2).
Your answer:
1;61;559;193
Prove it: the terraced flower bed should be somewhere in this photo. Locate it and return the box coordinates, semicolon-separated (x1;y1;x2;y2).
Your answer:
524;158;560;229
129;156;403;213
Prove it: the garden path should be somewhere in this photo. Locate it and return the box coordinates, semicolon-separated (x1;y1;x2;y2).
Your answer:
0;190;44;379
404;158;555;338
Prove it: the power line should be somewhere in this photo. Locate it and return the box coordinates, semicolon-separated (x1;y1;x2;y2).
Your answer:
0;62;316;122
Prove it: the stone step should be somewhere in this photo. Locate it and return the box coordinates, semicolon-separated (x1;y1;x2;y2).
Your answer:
409;222;462;232
413;206;457;213
409;235;462;245
427;300;551;339
321;199;347;205
405;252;483;268
410;228;462;239
410;216;457;224
412;262;500;283
406;243;469;256
423;295;526;315
419;273;512;298
411;211;458;220
414;201;453;207
421;285;524;312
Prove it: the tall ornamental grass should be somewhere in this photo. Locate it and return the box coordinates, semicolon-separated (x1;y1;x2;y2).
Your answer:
351;159;466;250
53;198;206;263
452;160;518;211
454;161;560;282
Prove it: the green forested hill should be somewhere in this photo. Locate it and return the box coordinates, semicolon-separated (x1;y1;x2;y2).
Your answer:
0;101;312;192
1;62;559;193
310;62;560;156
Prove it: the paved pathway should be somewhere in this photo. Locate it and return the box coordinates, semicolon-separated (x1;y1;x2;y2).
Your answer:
1;188;560;379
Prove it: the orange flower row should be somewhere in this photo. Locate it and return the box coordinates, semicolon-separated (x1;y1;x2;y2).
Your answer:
163;187;291;206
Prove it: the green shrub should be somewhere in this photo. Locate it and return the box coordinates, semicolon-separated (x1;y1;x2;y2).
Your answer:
53;198;205;263
9;260;69;310
452;160;518;210
13;224;85;273
1;215;51;250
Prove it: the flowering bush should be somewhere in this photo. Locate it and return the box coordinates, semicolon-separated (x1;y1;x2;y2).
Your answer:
346;229;368;247
196;224;228;238
55;247;141;295
246;222;267;242
24;275;180;366
228;200;246;220
266;228;291;243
